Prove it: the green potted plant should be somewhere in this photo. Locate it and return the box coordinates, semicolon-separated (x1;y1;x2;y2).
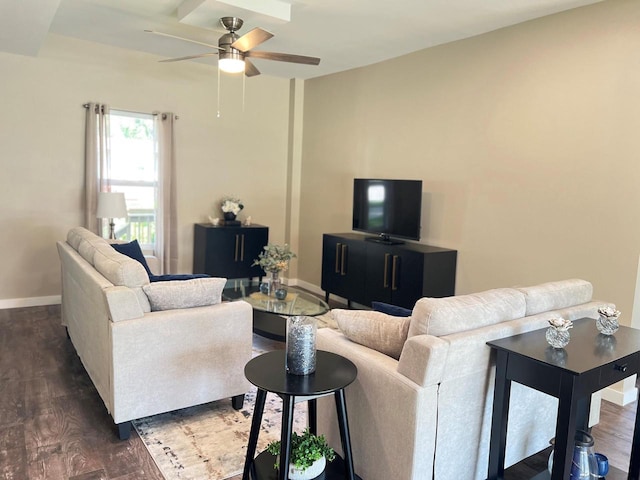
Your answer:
253;243;297;296
265;428;336;480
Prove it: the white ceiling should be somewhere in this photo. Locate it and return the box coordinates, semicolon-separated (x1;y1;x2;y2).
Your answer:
1;0;602;80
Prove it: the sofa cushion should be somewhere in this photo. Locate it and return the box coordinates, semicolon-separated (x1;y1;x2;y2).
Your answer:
516;279;593;316
408;288;526;338
93;245;150;287
77;239;97;264
333;309;410;359
142;277;227;311
67;226;109;252
372;301;412;317
111;240;153;276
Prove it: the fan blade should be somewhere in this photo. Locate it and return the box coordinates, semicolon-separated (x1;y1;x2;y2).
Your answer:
244;59;260;77
145;30;222;50
245;50;320;65
231;27;274;52
159;52;218;63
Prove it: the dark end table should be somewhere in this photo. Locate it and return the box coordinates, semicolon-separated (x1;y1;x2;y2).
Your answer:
241;350;362;480
487;317;640;480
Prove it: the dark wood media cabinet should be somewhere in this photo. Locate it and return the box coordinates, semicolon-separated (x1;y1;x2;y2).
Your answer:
193;223;268;280
321;233;457;309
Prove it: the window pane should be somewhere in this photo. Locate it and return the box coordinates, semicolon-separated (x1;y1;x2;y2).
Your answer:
108;110;158;252
110;114;156;182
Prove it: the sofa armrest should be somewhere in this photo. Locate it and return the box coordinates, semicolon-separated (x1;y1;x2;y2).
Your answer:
397;334;449;387
317;328;439;480
104;286;145;322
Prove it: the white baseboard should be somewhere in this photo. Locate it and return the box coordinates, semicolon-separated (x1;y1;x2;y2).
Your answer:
289;278;323;296
0;295;61;310
601;382;638;406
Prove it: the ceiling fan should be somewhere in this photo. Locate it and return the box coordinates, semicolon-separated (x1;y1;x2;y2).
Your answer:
146;17;321;77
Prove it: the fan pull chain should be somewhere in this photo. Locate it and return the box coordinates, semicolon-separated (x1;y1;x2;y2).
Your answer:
217;65;221;118
242;73;246;112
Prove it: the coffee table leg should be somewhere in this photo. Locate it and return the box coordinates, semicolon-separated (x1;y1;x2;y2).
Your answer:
334;389;355;480
279;394;295;480
242;388;267;480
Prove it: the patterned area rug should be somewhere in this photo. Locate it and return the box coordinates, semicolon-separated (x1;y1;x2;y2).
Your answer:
134;313;337;480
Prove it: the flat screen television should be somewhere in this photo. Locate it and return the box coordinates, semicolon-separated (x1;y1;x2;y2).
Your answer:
352;178;422;244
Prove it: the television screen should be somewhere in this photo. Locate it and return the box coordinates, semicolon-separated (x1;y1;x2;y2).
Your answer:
352;179;422;242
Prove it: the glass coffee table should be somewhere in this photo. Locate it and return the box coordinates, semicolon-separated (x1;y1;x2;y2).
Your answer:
223;284;329;341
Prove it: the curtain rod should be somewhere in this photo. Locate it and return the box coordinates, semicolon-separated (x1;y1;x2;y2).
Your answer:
82;103;179;120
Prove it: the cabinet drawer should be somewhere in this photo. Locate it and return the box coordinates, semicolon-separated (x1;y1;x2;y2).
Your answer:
599;353;639;388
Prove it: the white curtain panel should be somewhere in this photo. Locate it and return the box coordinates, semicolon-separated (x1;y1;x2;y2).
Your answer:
84;103;111;235
155;112;178;275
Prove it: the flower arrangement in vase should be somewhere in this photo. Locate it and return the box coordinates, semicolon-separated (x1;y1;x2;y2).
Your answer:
545;317;573;348
253;243;296;296
265;428;335;480
220;195;243;221
253;243;296;273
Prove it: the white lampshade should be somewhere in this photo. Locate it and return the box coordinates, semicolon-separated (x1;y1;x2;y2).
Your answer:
96;192;128;219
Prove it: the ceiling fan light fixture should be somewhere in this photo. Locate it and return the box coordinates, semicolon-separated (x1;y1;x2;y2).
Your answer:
219;51;245;73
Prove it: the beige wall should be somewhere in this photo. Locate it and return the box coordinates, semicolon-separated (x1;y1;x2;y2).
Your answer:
4;0;640;324
0;34;293;305
299;0;640;323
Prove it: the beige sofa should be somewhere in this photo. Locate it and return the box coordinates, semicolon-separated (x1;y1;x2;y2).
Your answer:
317;279;609;480
57;227;253;439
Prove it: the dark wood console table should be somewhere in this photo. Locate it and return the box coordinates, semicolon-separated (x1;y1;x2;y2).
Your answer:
487;318;640;480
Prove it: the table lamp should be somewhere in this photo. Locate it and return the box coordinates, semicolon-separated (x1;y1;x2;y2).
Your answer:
96;192;128;240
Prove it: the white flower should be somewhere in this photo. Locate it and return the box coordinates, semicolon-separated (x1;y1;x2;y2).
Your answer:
221;196;244;215
548;317;573;331
598;306;620;318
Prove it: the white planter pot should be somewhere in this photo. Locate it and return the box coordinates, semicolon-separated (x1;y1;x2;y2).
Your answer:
288;456;326;480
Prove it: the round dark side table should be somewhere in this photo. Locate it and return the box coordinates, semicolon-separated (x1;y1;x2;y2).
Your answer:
242;350;360;480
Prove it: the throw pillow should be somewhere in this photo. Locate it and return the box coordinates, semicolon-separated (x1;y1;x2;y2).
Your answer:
149;273;210;282
111;240;152;276
371;301;412;317
142;277;226;311
333;309;410;359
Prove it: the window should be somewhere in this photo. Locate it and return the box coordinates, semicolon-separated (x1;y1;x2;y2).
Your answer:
106;110;158;254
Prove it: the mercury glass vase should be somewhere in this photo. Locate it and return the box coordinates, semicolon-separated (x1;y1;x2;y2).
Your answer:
545;326;570;349
286;316;317;375
596;315;619;335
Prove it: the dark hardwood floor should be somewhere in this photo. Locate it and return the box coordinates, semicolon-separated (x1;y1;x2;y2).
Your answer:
0;304;636;479
0;305;164;480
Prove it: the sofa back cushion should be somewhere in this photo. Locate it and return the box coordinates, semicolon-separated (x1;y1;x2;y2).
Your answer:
516;279;593;316
408;288;526;337
93;244;150;288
